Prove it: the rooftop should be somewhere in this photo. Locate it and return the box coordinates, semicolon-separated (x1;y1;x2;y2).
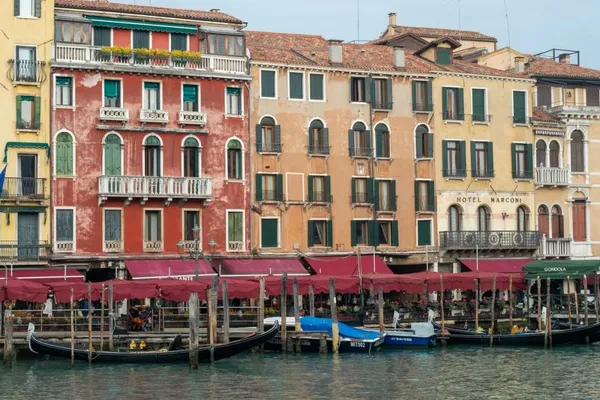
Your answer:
525;56;600;80
54;0;243;25
373;25;497;44
532;107;563;124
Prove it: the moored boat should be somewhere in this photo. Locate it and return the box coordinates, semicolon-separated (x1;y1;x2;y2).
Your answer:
375;323;437;348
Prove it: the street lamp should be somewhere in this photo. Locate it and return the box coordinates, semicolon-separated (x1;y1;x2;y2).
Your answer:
177;226;217;281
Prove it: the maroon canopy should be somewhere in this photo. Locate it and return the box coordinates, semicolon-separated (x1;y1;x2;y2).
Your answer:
366;274;426;294
2;280;49;303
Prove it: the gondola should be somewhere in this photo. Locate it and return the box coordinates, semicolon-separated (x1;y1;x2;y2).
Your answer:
27;322;278;363
432;320;563;335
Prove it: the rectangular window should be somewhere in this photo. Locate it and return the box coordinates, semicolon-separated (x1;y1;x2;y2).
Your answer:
260;70;276;98
471;88;487;122
144;210;161;242
170;33;187;51
54;21;91;44
377;221;392;246
355;178;368;203
183;210;200;241
354;221;368;245
352;128;370;157
310;176;327;203
133;31;150;49
16;0;40;18
182;84;199;112
537;85;552;107
378;180;391;211
93;27;111;47
16;95;40;130
515;144;526;178
310;220;329;247
104;79;121;107
443;87;463;120
470;141;493;178
513;91;527;124
351;77;365;102
55;209;74;243
261;218;279;248
436;48;451;65
261;124;276;153
373;79;388;109
202;33;244;56
143;82;161;110
227;211;244;250
309;73;324;101
512;143;533;179
475;142;488;177
55;77;73;106
587;88;600;107
418;181;429;212
412;80;432;112
289;71;304;100
263;174;277;201
226;87;241;115
15;45;37;82
417;220;432;246
443;140;466;177
104;209;122;242
414;181;434;212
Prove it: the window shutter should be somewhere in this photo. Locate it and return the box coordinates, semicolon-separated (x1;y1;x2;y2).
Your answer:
525;143;533;178
472;89;485;121
351;220;357;246
415;130;423;158
236;150;242;179
414;181;420;211
349;78;354;102
276;174;283;201
442;87;448;119
322;128;330;154
307;220;314;247
458;141;466;177
365;77;373;104
417;220;432;246
391;221;399;247
34;97;41;126
373;180;380;211
326;220;333;247
487;142;494;177
308;126;314;153
14;0;20;16
411;81;417;111
34;0;41;18
470;141;477;176
324;176;331;203
375;129;383;158
351;178;357;203
442;140;449;177
308;175;314;202
427;181;435;211
255;174;263;201
426;81;432;110
16;96;21;124
513;91;526;123
348;129;354;156
366;178;374;204
365;130;371;152
427;133;434;158
260;70;275;98
255;124;262;152
274;125;281;149
390;180;397;211
182;85;197;103
457;88;464;120
368;221;378;246
385;78;393;108
511;143;517;179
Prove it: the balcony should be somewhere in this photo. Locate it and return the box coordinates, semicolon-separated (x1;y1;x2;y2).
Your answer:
8;60;46;84
178;111;207;126
52;44;248;76
0;178;47;202
98;176;212;205
0;241;50;262
144;240;163;252
439;231;541;250
535;167;569;186
443;111;465;122
55;240;74;253
227;241;244;252
308;145;330;156
548;104;600;119
16;119;40;131
140;109;169;124
413;102;434;113
104;240;123;253
349;147;372;158
538;235;571;258
257;143;282;154
372;101;393;111
99;107;129;122
307;193;332;204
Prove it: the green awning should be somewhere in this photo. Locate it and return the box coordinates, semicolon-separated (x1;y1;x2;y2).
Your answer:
86;16;197;34
4;142;50;163
523;260;600;279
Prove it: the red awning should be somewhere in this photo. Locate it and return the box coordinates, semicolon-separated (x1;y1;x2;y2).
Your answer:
219;258;309;277
460;258;531;274
0;267;84;284
303;255;393;276
126;259;216;280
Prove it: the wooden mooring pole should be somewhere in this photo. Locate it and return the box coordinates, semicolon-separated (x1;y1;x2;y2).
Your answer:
309;285;315;317
440;275;445;334
3;310;13;367
584;275;589;326
281;273;288;353
508;275;513;329
222;280;230;344
87;282;92;366
293;278;301;353
210;276;218;346
474;279;479;331
567;277;573;329
329;278;339;354
189;292;199;369
537;276;542;331
100;285;105;351
378;285;384;332
70;288;75;366
545;277;551;349
257;278;265;353
595;273;599;322
108;281;114;351
489;275;496;347
574;280;580;324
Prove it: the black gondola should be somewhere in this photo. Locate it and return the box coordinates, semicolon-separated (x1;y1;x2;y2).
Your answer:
27;322;278;363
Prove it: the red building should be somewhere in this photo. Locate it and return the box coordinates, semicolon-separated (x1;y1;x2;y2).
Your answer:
50;0;250;278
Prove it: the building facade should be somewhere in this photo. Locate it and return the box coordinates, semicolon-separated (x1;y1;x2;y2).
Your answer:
50;0;250;276
1;0;54;266
246;31;437;268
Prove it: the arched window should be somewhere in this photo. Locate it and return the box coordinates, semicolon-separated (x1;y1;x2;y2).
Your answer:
103;133;122;176
549;140;560;168
349;121;369;157
551;205;564;238
571;130;584;172
517;206;529;232
448;205;461;232
143;135;162;177
477;206;489;232
375;123;390;158
536;140;547;167
226;139;243;180
415;124;431;158
537;205;549;237
308;119;329;155
257;116;280;153
182;136;200;178
55;131;74;177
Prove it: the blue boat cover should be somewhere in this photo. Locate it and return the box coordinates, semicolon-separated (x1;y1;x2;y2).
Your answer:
300;317;381;341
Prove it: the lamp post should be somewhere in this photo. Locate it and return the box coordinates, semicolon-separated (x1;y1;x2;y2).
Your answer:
177;226;217;281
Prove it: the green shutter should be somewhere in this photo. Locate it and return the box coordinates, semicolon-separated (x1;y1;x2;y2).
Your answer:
15;96;21;125
390;180;397;211
365;130;371;152
309;74;324;100
34;0;41;18
470;141;477;176
427;182;435;211
415;130;423;158
442;87;448;119
487;142;494;177
56;77;71;86
442;140;449;177
513;91;526;123
322;128;329;154
414;181;420;212
261;219;278;248
366;178;374;204
348;130;354;156
351;178;357;203
55;132;73;176
385;78;393;108
326;220;333;247
351;220;357;246
276;174;283;201
525;143;533;178
170;33;187;51
255;124;262;152
426;81;432;110
255;174;263;201
14;0;19;16
324;176;331;203
182;85;197;103
411;81;417;111
104;134;122;175
274;125;281;150
375;129;383;158
261;70;275;98
133;31;149;49
472;88;486;121
436;48;451;65
307;220;314;247
289;72;303;99
368;221;378;246
459;141;466;177
511;143;517;179
104;80;119;98
308;175;314;202
457;88;464;120
308;125;314;153
391;221;399;247
34;97;41;127
365;77;373;104
417;220;432;246
373;180;380;211
427;133;434;158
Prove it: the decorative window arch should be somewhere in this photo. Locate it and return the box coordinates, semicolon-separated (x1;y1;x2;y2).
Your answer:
103;132;123;176
477;205;490;232
143;134;162;177
257;115;280;153
415;124;432;158
181;135;201;177
348;121;370;157
308;118;329;155
549;140;560;168
535;140;547;167
537;205;549;238
374;122;390;158
551;205;564;238
448;205;462;232
226;137;243;180
54;130;75;177
517;205;530;232
571;130;584;172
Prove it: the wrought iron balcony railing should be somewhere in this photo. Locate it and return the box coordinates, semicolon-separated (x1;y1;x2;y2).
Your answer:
308;145;330;156
8;60;46;84
0;177;46;201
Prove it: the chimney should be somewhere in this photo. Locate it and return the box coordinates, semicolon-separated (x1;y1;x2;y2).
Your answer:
514;56;526;73
559;53;571;64
328;39;343;65
393;47;405;68
387;12;397;35
210;8;221;12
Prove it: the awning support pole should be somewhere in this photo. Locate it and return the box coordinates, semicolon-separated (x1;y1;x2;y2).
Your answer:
280;273;288;353
546;277;552;349
567;276;573;329
537;276;542;331
474;279;479;331
584;275;589;326
489;275;496;347
508;275;513;329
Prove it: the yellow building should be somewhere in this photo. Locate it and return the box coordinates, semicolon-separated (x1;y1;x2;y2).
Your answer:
0;0;53;265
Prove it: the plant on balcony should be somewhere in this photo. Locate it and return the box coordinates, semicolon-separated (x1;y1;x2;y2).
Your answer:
101;46;132;56
150;48;170;60
133;48;151;60
171;50;202;61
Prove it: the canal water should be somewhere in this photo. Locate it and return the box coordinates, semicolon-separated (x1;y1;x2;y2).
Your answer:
2;346;600;399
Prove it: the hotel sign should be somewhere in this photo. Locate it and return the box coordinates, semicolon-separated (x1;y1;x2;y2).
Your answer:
455;196;524;204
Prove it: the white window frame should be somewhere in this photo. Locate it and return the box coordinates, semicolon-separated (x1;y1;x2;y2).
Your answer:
287;70;305;101
52;129;77;178
141;80;163;110
259;216;281;249
92;26;113;47
225;136;244;182
101;131;125;176
102;78;123;108
225;85;244;117
442;85;463;123
180;82;201;112
374;121;392;160
143;208;164;249
375;218;394;247
181;135;202;177
141;133;164;177
226;209;245;252
102;207;123;252
182;208;202;247
308;72;326;102
415;218;434;247
16;0;37;19
53;206;76;253
349;75;368;104
169;33;189;52
353;218;370;246
259;68;278;99
309;218;331;248
53;74;75;108
131;30;152;49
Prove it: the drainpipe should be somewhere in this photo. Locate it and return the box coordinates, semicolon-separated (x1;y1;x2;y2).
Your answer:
368;74;377;268
47;61;53;262
244;80;253;254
